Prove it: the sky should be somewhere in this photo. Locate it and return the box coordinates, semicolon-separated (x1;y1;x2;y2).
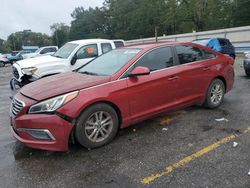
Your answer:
0;0;104;40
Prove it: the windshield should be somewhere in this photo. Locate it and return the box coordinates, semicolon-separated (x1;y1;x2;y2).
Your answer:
193;39;210;46
78;48;141;76
53;43;78;59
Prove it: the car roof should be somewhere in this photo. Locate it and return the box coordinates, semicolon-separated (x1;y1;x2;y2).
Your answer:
68;39;113;45
124;41;193;50
40;46;58;48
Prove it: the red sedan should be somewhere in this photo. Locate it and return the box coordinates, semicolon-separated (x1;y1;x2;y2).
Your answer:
10;42;234;151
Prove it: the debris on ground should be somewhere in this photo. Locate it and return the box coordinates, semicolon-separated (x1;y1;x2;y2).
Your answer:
162;128;168;131
160;117;174;126
133;129;137;132
248;169;250;176
233;142;238;148
215;118;229;122
188;143;193;147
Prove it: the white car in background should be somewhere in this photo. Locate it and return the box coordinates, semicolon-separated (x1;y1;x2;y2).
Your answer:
244;51;250;58
22;46;58;59
11;39;117;88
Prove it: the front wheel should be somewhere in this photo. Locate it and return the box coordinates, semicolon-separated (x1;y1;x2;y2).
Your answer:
75;103;119;149
245;70;250;77
204;79;225;109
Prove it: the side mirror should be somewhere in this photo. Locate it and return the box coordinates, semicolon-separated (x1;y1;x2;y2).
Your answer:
71;54;77;65
128;66;150;77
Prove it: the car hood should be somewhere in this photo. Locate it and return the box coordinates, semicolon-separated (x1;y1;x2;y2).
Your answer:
20;72;111;101
22;53;38;59
16;55;62;68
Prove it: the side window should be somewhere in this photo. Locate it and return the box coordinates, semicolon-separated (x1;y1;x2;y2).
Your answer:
114;41;124;48
218;39;228;47
40;48;48;54
202;50;216;59
175;45;203;64
48;47;57;52
76;44;98;59
101;43;112;54
134;47;174;71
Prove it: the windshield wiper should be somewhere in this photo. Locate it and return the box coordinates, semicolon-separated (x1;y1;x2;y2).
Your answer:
80;71;100;76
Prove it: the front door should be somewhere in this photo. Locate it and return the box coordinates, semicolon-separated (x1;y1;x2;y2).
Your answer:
71;44;99;70
125;46;180;121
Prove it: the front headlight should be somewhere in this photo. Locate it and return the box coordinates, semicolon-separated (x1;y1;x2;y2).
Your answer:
28;91;79;114
22;67;38;75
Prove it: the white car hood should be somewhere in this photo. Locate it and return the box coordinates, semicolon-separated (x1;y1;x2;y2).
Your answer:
16;55;62;69
22;53;38;59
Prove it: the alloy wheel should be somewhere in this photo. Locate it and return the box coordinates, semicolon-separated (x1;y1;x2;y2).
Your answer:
84;111;113;143
210;83;223;105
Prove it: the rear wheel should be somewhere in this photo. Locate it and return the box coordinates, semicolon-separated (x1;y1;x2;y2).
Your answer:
204;79;225;109
245;70;250;77
75;103;119;149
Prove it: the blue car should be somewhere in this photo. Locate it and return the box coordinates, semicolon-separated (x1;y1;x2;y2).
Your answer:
193;38;235;59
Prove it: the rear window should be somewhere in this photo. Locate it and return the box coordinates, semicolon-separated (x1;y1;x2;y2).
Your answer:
101;43;112;54
175;45;203;64
114;41;125;48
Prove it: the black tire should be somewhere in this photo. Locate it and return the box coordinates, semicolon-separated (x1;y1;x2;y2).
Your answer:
75;103;119;149
0;61;5;67
204;79;225;109
245;70;250;77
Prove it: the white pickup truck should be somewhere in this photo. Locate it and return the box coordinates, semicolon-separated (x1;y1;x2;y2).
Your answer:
11;39;121;89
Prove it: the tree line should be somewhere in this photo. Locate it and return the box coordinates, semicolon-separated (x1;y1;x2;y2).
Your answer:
1;0;249;53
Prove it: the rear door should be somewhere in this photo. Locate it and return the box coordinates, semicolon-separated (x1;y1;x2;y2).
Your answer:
124;46;181;121
173;45;215;105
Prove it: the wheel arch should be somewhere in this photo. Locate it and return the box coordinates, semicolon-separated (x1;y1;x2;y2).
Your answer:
69;100;123;144
214;76;227;91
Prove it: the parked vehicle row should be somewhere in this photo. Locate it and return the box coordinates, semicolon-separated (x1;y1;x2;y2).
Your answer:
10;39;119;89
10;41;234;151
22;46;58;59
1;46;59;65
0;54;10;67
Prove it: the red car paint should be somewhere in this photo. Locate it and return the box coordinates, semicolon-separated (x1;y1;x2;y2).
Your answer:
10;42;234;151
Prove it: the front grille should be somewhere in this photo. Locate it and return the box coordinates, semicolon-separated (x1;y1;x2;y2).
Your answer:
12;67;19;79
11;98;25;116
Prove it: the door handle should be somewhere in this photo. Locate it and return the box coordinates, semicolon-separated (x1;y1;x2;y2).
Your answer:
168;75;179;81
202;67;210;71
